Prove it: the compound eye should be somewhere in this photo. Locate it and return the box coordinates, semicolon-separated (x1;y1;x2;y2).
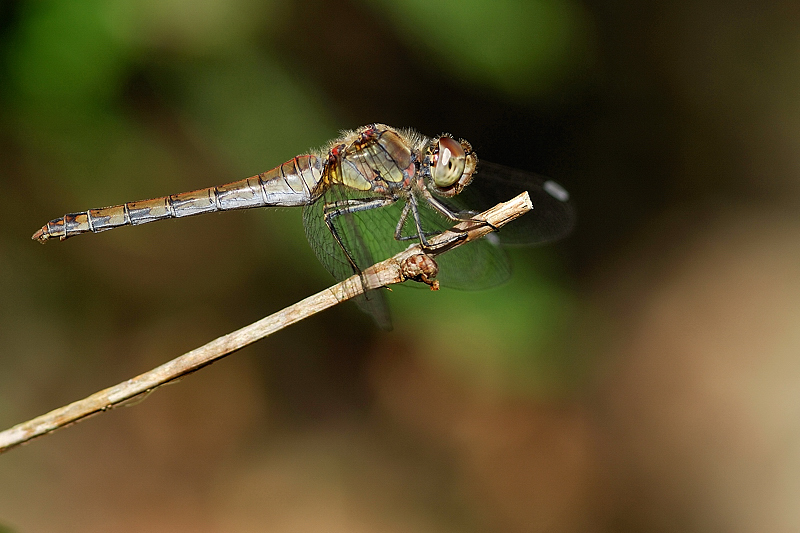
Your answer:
432;137;466;188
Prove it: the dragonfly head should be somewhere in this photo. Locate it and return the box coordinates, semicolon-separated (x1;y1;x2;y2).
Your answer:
423;135;477;197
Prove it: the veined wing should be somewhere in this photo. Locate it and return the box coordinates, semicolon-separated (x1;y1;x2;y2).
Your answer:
302;184;396;330
303;183;513;304
446;161;575;246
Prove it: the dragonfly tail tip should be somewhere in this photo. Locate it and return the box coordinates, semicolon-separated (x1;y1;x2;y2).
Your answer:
31;227;49;243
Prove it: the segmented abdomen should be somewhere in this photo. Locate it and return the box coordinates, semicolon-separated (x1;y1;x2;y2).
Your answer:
33;155;323;242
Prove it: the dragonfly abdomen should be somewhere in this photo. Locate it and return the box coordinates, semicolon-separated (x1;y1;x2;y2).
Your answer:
32;155;323;242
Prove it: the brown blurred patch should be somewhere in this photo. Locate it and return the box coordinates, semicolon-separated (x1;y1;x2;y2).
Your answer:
0;312;269;533
210;426;459;533
593;205;800;532
369;343;598;533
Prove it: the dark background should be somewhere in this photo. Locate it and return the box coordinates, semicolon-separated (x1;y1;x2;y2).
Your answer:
1;1;799;531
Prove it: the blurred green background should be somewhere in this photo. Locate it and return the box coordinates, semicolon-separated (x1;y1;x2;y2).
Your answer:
2;0;800;531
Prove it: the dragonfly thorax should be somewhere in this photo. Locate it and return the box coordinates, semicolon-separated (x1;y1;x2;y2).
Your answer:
323;126;418;195
320;125;477;201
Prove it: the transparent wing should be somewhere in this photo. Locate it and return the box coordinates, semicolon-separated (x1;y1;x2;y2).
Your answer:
303;185;395;330
413;198;511;290
303;184;513;303
445;161;575;246
301;161;571;325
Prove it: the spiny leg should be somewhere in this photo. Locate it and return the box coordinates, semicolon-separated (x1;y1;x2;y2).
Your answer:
408;194;432;247
323;197;392;215
420;188;500;233
393;202;412;241
390;195;476;251
402;194;467;252
392;199;447;243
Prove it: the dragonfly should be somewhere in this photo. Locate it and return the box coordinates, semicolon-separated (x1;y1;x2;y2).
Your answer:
33;124;574;329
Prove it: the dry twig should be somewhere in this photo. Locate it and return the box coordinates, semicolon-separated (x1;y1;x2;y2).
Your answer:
0;192;533;453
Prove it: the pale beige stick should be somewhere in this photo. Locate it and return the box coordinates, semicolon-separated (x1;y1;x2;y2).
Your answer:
0;192;533;453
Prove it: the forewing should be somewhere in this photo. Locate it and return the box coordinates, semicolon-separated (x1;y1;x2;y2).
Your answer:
413;197;511;290
446;161;575;246
302;176;525;326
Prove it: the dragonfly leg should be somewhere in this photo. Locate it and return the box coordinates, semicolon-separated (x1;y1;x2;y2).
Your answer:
409;195;431;247
392;201;440;242
323;196;398;272
323;197;392;215
403;194;468;253
393;202;412;240
420;188;500;232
